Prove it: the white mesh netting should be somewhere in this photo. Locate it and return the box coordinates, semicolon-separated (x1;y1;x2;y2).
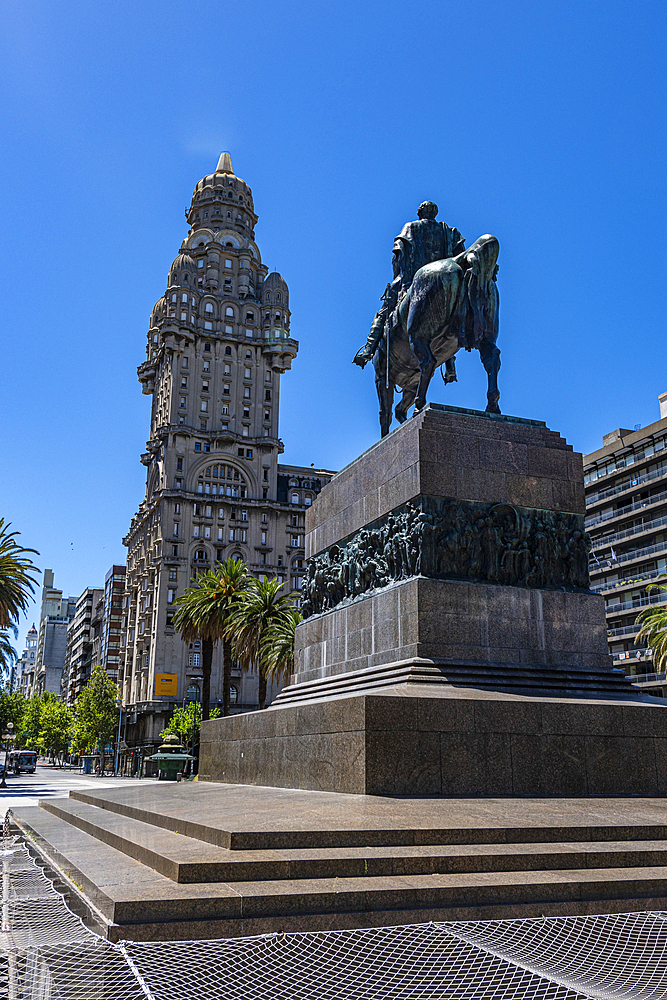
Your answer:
3;810;667;999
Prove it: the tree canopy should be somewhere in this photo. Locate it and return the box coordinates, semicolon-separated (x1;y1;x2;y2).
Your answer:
70;665;119;755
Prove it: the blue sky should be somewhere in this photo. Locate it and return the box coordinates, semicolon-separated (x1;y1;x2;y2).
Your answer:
2;0;666;650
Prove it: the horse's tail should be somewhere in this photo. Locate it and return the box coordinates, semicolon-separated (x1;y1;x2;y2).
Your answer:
463;235;499;347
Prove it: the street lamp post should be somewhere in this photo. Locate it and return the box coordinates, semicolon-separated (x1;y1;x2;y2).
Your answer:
0;723;15;790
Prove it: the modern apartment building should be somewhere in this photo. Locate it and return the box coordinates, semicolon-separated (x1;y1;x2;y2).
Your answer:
583;392;667;697
121;153;334;745
34;570;76;697
63;588;103;705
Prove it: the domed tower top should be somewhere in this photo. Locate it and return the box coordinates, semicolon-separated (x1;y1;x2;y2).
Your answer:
186;152;258;238
263;271;289;308
168;251;196;287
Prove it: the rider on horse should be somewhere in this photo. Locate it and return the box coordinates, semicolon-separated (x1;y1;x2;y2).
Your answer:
353;201;465;379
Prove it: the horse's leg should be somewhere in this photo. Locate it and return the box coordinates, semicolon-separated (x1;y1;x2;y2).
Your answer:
375;353;394;437
395;383;416;423
411;333;438;411
479;339;501;413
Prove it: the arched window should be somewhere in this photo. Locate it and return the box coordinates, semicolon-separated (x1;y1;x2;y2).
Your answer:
226;307;234;317
183;274;189;282
276;293;281;301
194;549;208;561
246;312;254;323
291;493;300;504
205;303;214;314
304;494;313;507
228;192;233;198
266;293;271;301
225;241;233;247
225;345;232;355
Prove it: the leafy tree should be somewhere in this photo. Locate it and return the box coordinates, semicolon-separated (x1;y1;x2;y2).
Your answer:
37;700;73;765
636;581;667;670
0;690;25;739
173;558;249;720
20;692;56;749
160;702;220;752
71;665;119;756
225;576;298;709
0;520;39;627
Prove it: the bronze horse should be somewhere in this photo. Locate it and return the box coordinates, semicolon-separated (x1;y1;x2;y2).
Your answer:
369;235;501;437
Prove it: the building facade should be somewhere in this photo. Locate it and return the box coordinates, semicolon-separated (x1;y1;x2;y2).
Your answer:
15;625;38;697
121;153;334;745
584;392;667;697
63;588;103;705
34;570;76;697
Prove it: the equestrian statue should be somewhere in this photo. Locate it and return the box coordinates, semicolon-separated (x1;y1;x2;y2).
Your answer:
353;201;500;437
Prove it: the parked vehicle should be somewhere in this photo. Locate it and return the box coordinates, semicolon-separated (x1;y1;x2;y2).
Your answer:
9;750;37;774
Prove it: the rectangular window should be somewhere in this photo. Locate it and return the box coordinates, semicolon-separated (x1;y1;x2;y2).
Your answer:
241;509;248;521
242;426;249;437
229;529;235;542
204;527;211;539
244;367;251;379
222;405;229;415
261;531;267;544
218;508;224;519
225;325;233;333
173;523;179;536
176;458;183;471
180;398;186;408
181;312;187;321
169;568;177;581
204;321;213;330
193;526;200;538
225;258;232;268
265;371;272;382
265;390;271;401
167;589;175;604
244;387;251;399
182;357;188;368
203;360;210;372
260;553;266;565
240;529;247;542
175;477;182;488
174;503;180;513
205;505;212;516
218;527;224;540
291;535;299;547
224;364;231;375
201;400;208;411
223;385;230;395
263;468;269;481
246;448;252;458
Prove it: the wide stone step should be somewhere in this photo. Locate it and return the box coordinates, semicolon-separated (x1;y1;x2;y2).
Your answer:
67;783;667;851
39;796;667;885
13;804;667;943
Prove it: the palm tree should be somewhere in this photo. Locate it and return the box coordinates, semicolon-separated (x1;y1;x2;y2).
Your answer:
636;581;667;671
0;626;18;688
0;520;39;628
225;577;299;709
173;558;249;719
261;605;301;683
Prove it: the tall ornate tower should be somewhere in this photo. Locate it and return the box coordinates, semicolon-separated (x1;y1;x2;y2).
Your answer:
122;154;333;743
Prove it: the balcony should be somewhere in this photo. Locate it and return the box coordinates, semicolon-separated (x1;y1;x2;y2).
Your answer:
605;590;667;616
590;538;667;574
586;463;667;508
591;567;667;594
590;511;667;550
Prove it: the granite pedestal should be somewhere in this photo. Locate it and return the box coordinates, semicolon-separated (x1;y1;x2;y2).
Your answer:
200;404;667;796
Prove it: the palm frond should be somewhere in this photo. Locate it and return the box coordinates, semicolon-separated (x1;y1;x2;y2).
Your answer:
0;519;40;627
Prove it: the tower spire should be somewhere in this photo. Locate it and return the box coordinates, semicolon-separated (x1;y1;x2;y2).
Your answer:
216;151;233;174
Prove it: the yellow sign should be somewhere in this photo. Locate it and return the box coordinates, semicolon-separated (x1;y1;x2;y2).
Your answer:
155;672;178;697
